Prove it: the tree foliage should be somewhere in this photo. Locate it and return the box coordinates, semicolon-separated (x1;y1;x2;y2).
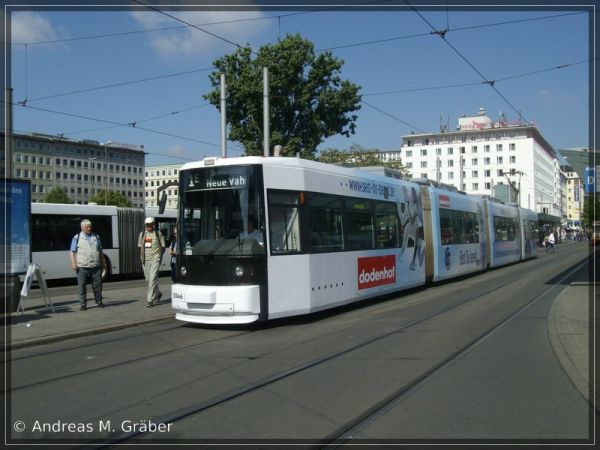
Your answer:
582;193;599;229
43;186;72;204
204;34;362;158
318;144;410;176
89;190;133;207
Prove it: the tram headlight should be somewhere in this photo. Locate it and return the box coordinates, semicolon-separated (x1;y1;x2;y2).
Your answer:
180;266;187;277
234;265;245;277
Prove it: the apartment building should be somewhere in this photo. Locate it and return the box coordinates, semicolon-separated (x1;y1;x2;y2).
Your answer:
400;108;562;215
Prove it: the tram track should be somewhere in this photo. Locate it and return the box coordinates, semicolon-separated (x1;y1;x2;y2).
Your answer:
93;251;588;445
321;258;589;446
6;326;253;392
7;250;539;394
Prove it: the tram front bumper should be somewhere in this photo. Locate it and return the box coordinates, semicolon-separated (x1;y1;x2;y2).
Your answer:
171;284;261;324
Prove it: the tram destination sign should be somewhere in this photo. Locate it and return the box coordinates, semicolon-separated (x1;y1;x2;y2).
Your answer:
187;173;247;191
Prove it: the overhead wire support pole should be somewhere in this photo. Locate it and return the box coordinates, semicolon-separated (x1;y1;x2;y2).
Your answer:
263;67;270;157
220;73;227;158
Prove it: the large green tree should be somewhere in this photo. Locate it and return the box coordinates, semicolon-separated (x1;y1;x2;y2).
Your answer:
89;190;133;207
204;34;361;158
43;186;72;204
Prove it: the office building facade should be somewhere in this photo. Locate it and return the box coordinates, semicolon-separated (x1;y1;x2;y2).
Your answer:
145;163;181;209
5;132;145;207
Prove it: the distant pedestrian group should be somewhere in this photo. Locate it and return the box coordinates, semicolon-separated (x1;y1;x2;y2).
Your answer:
71;216;174;311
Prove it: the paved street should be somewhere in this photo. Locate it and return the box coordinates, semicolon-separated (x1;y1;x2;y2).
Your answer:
3;242;595;445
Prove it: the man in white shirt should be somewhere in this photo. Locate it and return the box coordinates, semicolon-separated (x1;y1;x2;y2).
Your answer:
239;215;264;245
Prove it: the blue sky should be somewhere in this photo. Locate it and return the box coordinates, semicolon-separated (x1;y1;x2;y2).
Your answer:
7;2;592;166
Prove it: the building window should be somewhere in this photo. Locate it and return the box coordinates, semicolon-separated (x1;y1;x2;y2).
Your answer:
447;147;454;155
484;170;491;177
509;143;516;150
420;161;427;168
497;170;503;177
448;160;454;168
405;150;413;157
472;158;478;166
485;182;491;190
436;148;442;156
448;172;454;180
510;156;516;163
471;146;478;153
472;170;479;178
497;156;503;164
460;147;465;154
484;145;490;153
472;183;479;190
496;144;503;152
420;149;427;157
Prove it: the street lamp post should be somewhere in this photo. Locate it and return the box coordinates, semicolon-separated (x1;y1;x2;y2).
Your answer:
101;141;111;205
88;157;96;203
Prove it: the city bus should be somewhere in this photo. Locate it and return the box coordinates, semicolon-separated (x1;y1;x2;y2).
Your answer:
30;203;177;281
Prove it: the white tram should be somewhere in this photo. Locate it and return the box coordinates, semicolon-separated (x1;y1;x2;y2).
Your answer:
171;156;537;324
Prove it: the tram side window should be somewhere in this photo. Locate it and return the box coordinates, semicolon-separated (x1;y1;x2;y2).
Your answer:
439;209;479;245
463;212;479;244
309;194;344;252
346;199;374;250
493;216;518;242
528;220;538;240
439;209;453;245
268;191;301;255
375;202;400;248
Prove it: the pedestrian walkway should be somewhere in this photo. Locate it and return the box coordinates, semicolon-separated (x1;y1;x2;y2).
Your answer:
3;278;174;349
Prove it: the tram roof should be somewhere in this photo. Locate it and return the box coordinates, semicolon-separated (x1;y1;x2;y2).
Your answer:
180;156;414;185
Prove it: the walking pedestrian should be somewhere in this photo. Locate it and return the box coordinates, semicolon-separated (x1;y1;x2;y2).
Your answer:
69;219;106;310
169;227;178;283
138;217;166;307
546;231;556;253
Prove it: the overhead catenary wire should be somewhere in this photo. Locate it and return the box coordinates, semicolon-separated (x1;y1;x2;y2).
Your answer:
8;6;587;156
61;103;212;136
25;67;213;103
316;11;584;53
9;101;244;152
11;10;583;48
363;59;592;97
404;0;530;123
131;0;256;55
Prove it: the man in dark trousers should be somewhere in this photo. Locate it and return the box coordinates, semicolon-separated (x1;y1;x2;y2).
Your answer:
69;219;106;310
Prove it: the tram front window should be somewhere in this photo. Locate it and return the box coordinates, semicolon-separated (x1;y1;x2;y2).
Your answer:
180;165;266;256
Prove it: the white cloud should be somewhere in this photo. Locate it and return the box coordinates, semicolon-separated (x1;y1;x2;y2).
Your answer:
129;10;272;61
168;143;187;158
11;12;65;47
538;89;581;105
